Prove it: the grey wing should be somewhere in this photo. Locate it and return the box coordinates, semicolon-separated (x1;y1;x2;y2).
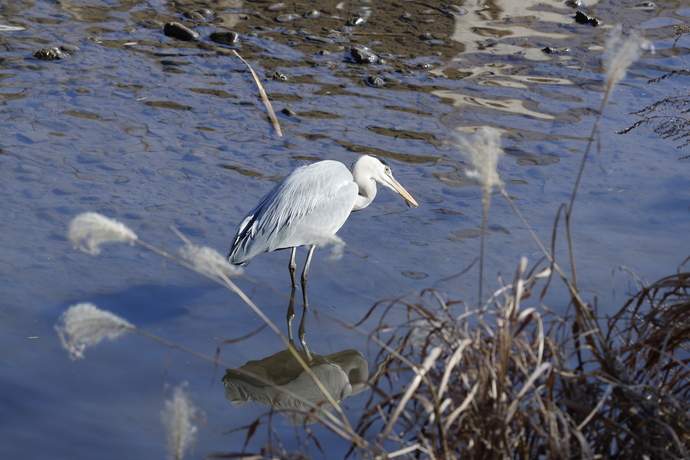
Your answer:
227;161;357;264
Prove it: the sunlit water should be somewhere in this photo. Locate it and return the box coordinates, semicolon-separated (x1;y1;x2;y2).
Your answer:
1;0;689;457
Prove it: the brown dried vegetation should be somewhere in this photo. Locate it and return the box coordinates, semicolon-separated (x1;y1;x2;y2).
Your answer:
349;259;690;459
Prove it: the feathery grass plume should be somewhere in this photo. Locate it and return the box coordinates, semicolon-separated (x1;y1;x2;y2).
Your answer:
454;126;504;195
304;229;346;261
603;24;648;95
68;212;137;255
177;244;243;278
162;382;201;460
453;126;504;308
55;302;134;360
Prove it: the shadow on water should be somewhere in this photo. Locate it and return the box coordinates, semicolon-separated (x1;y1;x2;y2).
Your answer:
72;284;197;324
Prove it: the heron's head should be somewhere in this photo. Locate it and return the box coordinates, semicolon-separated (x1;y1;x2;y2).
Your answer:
355;155;419;207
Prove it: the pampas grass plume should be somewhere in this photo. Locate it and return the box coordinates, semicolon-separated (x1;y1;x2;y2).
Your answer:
603;24;648;94
454;127;504;193
453;126;504;308
177;244;243;277
68;212;137;255
304;230;345;261
55;302;134;360
162;382;200;460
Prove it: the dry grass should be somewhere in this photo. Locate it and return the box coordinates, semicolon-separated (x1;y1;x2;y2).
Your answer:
348;259;690;459
617;89;690;155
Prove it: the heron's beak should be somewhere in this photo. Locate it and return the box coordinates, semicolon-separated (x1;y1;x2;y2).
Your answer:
384;174;419;207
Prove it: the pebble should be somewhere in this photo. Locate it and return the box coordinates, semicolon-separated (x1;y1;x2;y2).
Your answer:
276;13;301;23
60;44;79;52
268;71;288;81
210;30;239;45
347;17;366;26
33;47;64;60
542;46;570;54
183;9;213;21
140;20;163;29
366;75;385;87
304;10;320;19
183;11;204;21
574;11;602;26
268;3;285;10
349;46;377;64
304;35;335;44
163;22;199;40
565;0;583;7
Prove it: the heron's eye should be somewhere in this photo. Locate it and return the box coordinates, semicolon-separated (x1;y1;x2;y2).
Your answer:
384;166;390;173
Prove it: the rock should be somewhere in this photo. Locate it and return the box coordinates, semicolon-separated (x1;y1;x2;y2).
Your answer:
33;47;64;60
349;46;377;64
276;14;300;23
183;11;204;21
210;30;239;45
542;46;570;54
183;9;213;21
347;17;366;26
163;22;199;41
574;11;603;26
267;71;288;81
140;20;164;30
60;44;79;52
366;75;385;87
304;35;335;45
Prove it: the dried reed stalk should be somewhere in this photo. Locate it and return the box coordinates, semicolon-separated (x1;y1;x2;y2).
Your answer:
232;50;283;137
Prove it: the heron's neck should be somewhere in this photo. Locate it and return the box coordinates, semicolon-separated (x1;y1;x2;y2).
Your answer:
352;167;377;211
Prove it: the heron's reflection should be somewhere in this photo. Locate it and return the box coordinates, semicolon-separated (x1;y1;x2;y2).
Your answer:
222;291;392;425
286;285;310;356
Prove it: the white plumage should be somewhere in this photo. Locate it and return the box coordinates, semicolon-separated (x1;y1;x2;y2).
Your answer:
226;154;417;353
228;155;417;269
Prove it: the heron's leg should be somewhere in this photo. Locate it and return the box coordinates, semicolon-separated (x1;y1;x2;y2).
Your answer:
300;244;316;307
298;244;316;359
286;285;297;347
297;300;312;359
288;247;297;288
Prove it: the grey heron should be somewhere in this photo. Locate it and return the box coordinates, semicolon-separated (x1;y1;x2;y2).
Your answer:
227;155;418;348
